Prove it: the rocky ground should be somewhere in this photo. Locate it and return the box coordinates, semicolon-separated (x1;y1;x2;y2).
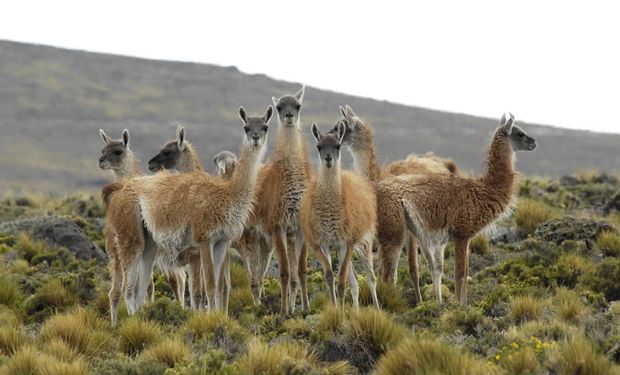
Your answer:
0;173;619;374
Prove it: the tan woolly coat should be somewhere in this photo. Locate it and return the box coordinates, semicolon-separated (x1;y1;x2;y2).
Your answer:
301;170;377;249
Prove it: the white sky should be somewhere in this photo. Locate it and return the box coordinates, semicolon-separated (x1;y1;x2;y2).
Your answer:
1;0;619;133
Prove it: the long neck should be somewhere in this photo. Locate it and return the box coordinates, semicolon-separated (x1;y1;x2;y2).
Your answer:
481;128;516;197
273;120;307;163
113;152;140;181
177;143;204;173
229;141;263;197
317;162;342;193
349;125;382;183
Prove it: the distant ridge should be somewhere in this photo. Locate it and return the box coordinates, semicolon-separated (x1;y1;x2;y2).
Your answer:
0;40;618;193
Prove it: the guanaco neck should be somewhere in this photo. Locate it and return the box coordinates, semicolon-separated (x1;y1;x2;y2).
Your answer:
112;152;140;181
177;143;204;173
229;140;265;198
480;127;516;202
348;123;382;184
317;161;343;194
272;120;308;164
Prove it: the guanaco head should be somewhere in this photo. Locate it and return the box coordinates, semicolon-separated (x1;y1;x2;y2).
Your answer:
148;125;191;172
213;150;238;178
238;105;272;148
272;85;304;127
311;121;346;169
327;104;369;147
499;113;537;152
98;129;131;171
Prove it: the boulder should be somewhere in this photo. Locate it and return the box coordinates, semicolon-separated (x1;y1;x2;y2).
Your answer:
0;216;107;263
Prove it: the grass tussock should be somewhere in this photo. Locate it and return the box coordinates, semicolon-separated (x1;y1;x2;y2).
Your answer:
118;316;162;356
235;339;351;375
505;319;578;344
501;348;540;375
510;296;545;324
141;336;192;367
597;231;620;257
360;281;407;313
318;305;345;335
515;198;558;236
554;288;587;323
182;310;244;342
549;336;618;375
345;308;406;361
14;232;47;262
0;325;30;356
1;345;89;375
0;275;23;308
373;338;493;375
40;307;110;358
38;279;77;310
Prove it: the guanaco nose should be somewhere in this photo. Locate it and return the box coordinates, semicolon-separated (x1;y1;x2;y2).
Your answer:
252;134;260;141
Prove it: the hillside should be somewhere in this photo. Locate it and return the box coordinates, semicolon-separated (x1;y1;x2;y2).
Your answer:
0;40;619;193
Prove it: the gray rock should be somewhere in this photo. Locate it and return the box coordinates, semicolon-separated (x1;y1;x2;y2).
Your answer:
535;216;615;245
0;216;107;263
489;226;523;244
560;175;580;187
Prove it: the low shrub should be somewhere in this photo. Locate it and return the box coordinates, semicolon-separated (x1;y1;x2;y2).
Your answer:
139;297;188;327
14;233;47;262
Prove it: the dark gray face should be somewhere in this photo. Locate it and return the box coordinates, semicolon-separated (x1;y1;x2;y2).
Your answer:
148;140;182;172
500;114;537;152
508;124;537;151
98;129;130;170
272;86;304;126
239;105;272;147
312;122;345;169
213;150;238;176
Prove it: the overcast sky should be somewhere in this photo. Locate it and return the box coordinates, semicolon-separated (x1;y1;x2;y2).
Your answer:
2;0;618;133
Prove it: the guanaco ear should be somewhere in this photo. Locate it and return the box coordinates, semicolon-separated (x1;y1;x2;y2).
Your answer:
337;121;347;144
295;85;305;103
272;96;279;108
176;125;186;149
263;105;274;123
99;129;111;145
239;106;248;124
345;105;357;119
501;112;515;134
311;123;322;142
339;105;347;119
121;129;130;148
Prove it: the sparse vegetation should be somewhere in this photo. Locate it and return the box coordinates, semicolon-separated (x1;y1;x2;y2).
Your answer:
2;175;620;374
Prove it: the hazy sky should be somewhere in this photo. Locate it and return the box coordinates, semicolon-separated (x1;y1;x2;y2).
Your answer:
2;0;618;133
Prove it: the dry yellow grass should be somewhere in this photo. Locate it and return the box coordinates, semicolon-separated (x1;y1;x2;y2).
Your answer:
373;338;494;375
510;296;545;324
141;336;192;367
515;198;558;236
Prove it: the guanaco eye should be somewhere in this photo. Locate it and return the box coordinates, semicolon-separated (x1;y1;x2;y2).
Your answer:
295;104;301;111
262;125;268;132
162;150;171;157
317;145;323;151
276;105;282;112
243;126;250;132
114;150;123;156
336;145;341;150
